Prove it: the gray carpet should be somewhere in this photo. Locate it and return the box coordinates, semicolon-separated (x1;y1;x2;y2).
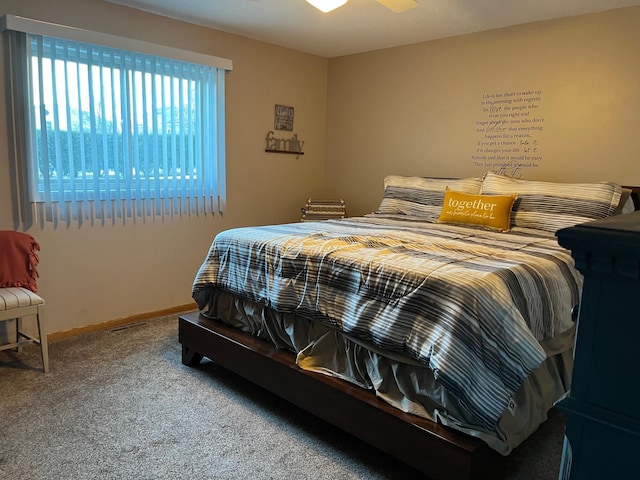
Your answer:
0;313;566;479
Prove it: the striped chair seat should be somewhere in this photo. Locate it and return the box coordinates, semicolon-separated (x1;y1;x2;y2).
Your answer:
0;287;44;311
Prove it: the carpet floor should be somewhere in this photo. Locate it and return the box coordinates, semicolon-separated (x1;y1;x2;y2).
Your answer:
0;313;566;479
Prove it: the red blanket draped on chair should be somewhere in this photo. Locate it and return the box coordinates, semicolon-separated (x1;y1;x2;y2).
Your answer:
0;231;40;293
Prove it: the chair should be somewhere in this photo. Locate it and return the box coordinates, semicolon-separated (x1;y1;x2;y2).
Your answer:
0;231;48;373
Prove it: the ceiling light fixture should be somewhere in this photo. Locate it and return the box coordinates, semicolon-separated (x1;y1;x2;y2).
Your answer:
306;0;348;13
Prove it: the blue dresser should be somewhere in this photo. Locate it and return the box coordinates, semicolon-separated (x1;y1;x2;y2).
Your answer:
555;210;640;480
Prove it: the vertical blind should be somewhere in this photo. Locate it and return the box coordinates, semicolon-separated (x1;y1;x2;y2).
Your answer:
3;15;232;225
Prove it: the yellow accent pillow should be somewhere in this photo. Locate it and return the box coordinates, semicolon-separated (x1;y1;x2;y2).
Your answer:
437;188;518;232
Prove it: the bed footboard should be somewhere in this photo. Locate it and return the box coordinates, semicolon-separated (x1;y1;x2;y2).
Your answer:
178;312;500;480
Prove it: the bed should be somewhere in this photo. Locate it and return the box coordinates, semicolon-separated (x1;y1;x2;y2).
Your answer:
180;172;639;479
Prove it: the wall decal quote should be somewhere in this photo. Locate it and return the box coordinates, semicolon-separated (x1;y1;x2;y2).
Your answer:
472;90;544;177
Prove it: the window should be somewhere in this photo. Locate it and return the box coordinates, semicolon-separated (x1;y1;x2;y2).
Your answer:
3;15;232;225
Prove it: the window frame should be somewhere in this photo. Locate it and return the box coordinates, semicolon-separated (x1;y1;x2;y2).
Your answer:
2;14;232;225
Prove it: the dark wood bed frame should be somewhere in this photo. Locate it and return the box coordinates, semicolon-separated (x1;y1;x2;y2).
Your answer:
179;186;640;480
179;311;500;480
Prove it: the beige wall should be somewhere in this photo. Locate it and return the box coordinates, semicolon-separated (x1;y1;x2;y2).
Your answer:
0;0;328;333
2;2;639;334
325;7;640;216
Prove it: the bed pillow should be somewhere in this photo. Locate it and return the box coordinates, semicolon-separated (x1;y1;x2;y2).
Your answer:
615;188;636;215
375;175;483;222
480;172;622;232
621;193;637;214
437;189;518;232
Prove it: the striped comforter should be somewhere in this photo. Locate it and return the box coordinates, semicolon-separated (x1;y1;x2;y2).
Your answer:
192;215;581;429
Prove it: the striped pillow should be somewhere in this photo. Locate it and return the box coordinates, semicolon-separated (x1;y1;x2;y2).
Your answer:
376;176;483;222
480;172;622;232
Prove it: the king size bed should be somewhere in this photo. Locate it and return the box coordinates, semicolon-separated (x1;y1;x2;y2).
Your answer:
179;172;639;479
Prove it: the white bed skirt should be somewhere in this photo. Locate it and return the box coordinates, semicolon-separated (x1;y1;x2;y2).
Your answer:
202;288;573;455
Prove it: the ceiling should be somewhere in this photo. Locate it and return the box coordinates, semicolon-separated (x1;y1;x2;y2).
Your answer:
105;0;640;58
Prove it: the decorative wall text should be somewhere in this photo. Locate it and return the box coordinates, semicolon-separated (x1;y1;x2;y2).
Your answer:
265;130;305;158
472;90;544;177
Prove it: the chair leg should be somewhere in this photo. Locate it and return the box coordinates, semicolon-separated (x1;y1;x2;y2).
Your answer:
16;317;23;353
36;306;49;373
